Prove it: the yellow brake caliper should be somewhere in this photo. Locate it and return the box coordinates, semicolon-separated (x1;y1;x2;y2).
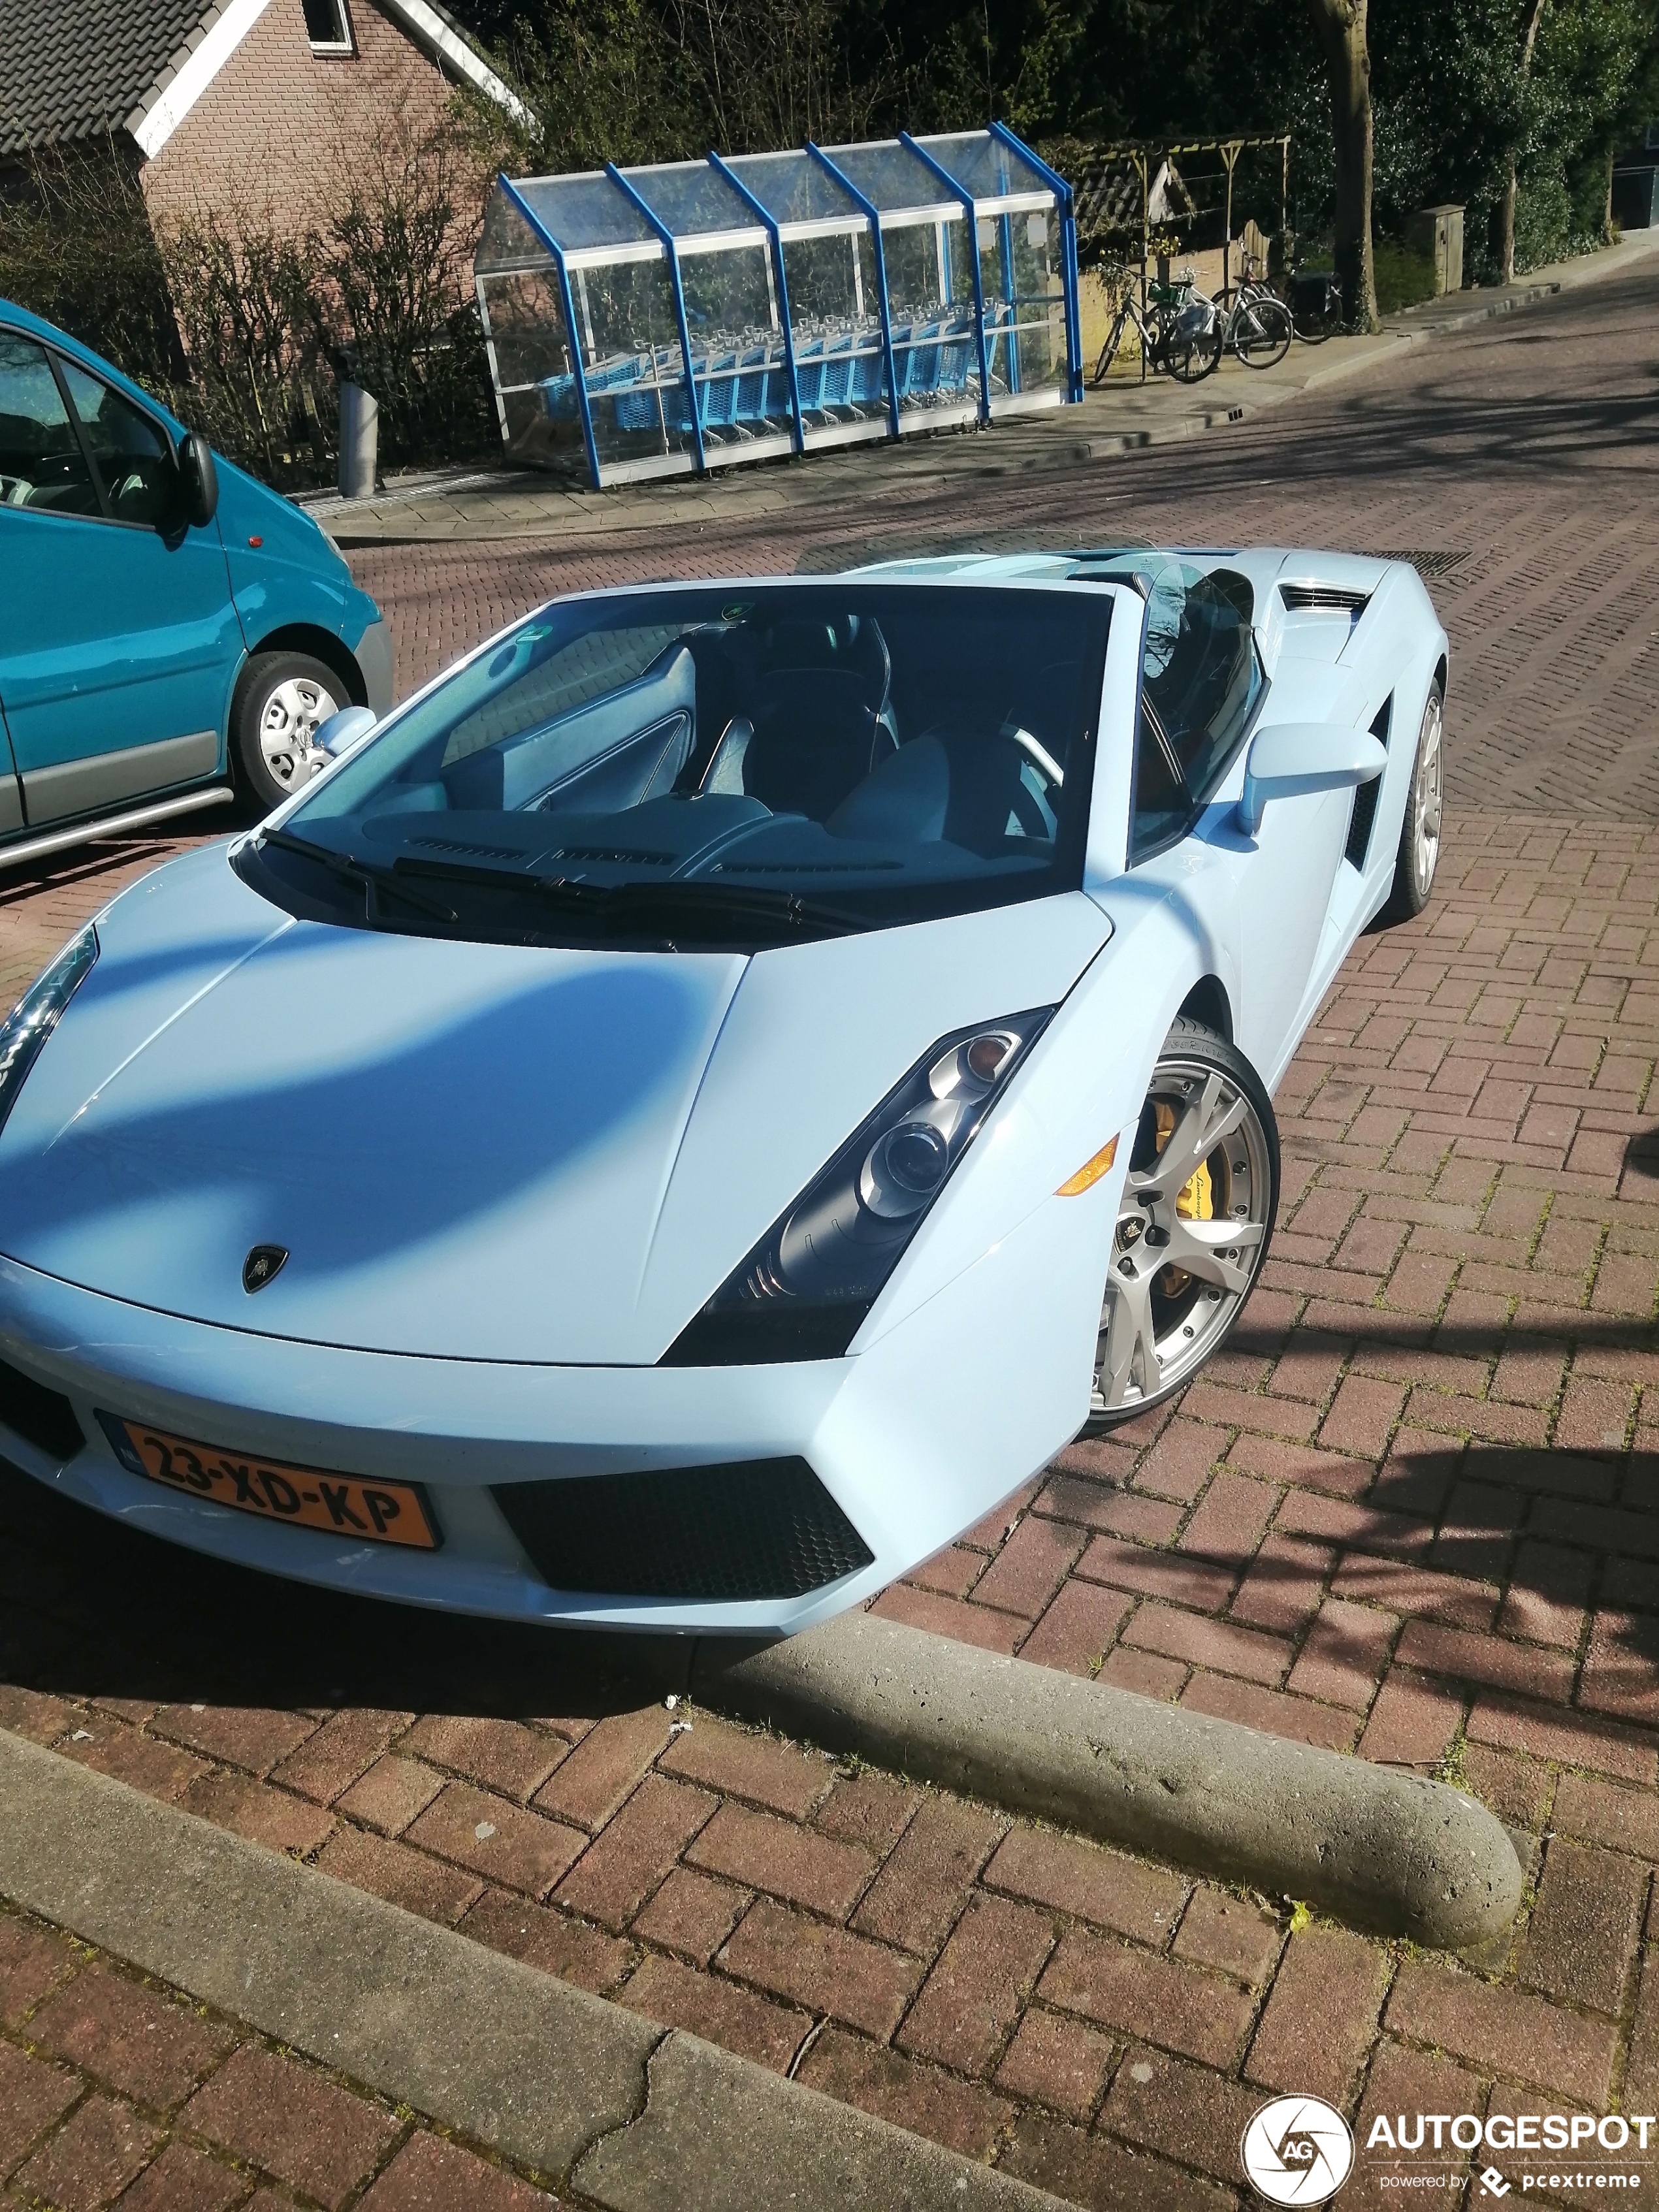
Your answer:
1153;1101;1212;1292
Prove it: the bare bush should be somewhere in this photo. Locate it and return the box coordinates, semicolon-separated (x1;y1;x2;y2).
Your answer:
0;96;504;489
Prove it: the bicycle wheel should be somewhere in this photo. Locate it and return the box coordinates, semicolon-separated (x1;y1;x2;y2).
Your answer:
1092;312;1125;387
1233;297;1293;369
1293;297;1341;344
1167;322;1222;383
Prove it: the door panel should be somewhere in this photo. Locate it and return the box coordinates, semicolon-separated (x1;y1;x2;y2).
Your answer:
1236;786;1349;1082
0;332;242;826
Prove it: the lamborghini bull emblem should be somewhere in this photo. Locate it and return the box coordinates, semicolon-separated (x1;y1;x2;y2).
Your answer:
242;1245;289;1294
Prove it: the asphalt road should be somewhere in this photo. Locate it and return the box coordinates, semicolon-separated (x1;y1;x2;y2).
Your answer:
349;260;1659;822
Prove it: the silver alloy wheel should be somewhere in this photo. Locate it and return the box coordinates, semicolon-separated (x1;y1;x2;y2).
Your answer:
1092;1059;1275;1416
1412;689;1444;893
258;674;340;790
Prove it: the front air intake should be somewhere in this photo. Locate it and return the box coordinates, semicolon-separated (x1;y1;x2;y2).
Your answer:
1281;584;1370;614
492;1458;874;1601
0;1357;85;1463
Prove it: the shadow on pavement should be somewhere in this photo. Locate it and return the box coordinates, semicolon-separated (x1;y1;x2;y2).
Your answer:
0;1454;696;1722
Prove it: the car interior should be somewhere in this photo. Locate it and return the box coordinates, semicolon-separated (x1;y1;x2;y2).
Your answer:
0;330;178;528
298;591;1110;922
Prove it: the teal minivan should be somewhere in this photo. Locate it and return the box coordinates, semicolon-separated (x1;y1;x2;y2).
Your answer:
0;299;393;863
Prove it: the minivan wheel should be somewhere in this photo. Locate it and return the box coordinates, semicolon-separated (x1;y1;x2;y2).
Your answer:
1086;1018;1280;1430
233;652;344;813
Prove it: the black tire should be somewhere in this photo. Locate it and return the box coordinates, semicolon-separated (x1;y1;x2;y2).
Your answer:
1293;303;1339;344
231;650;347;814
1232;296;1293;368
1167;322;1223;383
1091;315;1125;387
1086;1018;1280;1432
1378;680;1445;925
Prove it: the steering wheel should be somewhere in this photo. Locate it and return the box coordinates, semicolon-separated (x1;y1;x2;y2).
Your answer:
0;473;34;506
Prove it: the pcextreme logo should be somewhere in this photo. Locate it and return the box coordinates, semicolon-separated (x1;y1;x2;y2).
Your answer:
1242;2096;1357;2205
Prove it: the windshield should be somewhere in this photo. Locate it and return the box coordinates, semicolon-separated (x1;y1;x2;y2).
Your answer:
237;583;1111;949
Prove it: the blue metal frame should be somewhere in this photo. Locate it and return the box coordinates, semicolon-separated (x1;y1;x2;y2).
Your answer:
496;172;602;489
605;163;707;474
991;122;1084;405
998;211;1020;395
807;144;901;440
708;151;804;457
901;133;993;425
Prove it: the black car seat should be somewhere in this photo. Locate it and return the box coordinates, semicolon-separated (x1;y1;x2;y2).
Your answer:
701;614;895;820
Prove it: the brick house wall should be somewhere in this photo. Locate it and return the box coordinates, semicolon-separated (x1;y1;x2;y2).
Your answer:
139;0;489;247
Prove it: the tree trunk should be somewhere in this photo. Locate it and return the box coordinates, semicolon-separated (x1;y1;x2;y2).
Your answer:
1501;0;1550;282
1306;0;1377;332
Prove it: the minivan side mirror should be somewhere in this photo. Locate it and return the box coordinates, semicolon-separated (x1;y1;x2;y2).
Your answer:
176;430;219;530
1237;722;1386;837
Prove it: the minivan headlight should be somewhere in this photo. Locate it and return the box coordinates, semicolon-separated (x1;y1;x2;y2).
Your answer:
0;925;97;1136
663;1006;1054;1366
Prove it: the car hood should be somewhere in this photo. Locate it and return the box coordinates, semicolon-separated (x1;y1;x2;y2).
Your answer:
0;846;1111;1362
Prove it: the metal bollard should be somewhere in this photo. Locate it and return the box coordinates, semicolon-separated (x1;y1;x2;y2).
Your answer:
337;383;379;500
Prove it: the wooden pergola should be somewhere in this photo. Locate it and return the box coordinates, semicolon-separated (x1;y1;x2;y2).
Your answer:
1067;133;1291;297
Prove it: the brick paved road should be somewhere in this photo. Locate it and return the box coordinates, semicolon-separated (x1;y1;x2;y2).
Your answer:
1;264;1657;2211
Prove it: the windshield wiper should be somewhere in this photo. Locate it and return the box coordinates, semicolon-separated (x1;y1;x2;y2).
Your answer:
544;876;863;937
261;827;458;924
392;854;862;939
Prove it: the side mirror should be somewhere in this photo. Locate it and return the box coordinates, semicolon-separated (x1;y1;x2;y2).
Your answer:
315;705;378;760
1238;722;1386;837
176;430;219;530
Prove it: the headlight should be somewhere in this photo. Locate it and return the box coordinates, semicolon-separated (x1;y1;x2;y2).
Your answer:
0;925;98;1137
664;1006;1054;1366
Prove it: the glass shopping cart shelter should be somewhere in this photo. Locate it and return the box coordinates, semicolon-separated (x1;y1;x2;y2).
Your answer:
475;128;1083;488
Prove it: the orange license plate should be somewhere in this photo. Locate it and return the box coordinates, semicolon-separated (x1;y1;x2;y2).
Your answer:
118;1421;439;1549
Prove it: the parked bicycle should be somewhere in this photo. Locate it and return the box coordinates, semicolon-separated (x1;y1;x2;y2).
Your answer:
1215;252;1342;345
1091;269;1223;387
1208;268;1294;369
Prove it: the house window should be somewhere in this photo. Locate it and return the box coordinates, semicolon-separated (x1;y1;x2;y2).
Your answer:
303;0;353;52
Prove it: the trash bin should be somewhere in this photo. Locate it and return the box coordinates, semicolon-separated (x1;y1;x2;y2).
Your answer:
1408;206;1464;294
1612;167;1659;231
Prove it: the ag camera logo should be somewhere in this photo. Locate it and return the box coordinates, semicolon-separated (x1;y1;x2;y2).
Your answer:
1242;2095;1357;2205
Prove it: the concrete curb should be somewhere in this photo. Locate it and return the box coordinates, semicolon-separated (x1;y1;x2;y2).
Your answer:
0;1731;1063;2212
692;1612;1523;1949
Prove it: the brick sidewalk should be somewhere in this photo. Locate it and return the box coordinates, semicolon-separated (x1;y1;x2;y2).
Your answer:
1;1904;560;2209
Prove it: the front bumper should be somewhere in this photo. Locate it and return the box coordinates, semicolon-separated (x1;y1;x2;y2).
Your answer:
353;615;395;719
0;1194;1104;1633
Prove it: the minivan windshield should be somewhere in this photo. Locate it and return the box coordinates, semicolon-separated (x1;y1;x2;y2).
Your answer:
236;583;1111;950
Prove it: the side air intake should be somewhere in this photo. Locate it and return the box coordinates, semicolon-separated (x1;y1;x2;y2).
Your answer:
493;1458;874;1601
0;1357;85;1463
1281;584;1370;614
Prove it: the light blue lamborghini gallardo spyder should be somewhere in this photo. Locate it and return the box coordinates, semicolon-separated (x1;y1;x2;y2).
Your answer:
0;550;1445;1634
